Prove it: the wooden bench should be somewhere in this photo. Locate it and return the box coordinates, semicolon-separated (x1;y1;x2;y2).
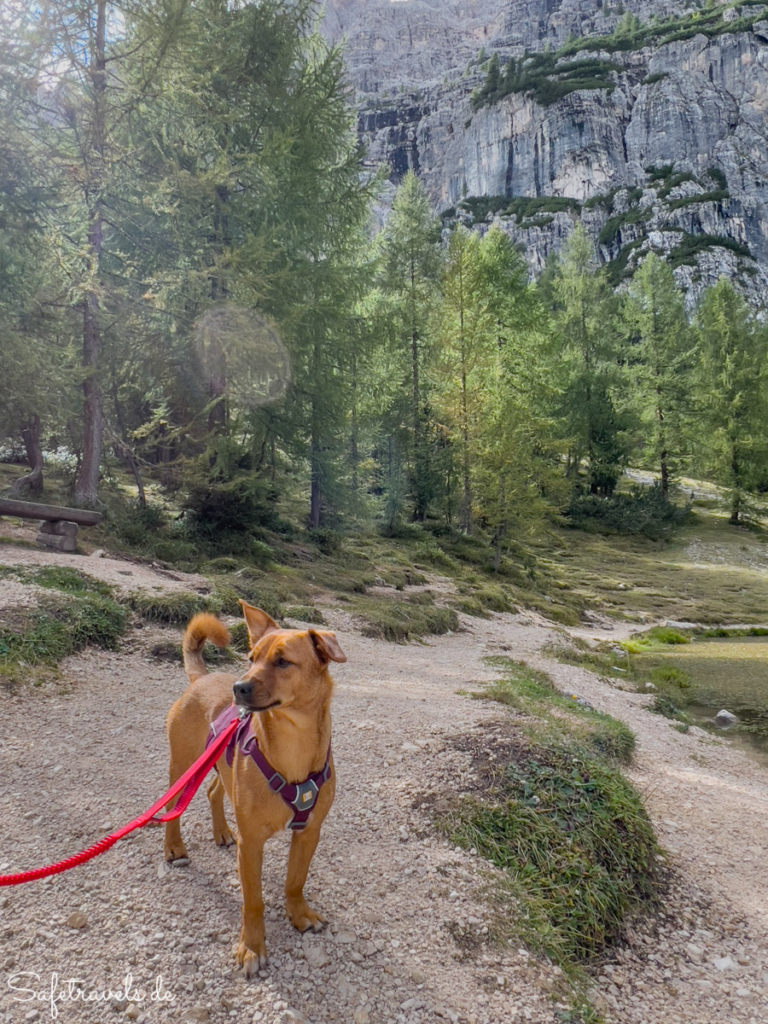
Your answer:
0;498;103;553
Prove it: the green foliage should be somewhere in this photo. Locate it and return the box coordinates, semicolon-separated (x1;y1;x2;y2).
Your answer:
668;233;752;268
694;280;768;523
567;484;691;539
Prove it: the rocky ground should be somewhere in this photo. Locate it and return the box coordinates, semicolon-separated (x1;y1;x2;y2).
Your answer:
1;545;767;1024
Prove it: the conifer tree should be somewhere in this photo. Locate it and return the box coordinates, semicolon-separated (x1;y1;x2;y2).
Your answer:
695;279;768;524
378;171;441;523
551;227;629;495
624;253;693;495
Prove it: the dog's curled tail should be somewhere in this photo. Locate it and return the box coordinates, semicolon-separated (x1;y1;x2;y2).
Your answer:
182;613;231;684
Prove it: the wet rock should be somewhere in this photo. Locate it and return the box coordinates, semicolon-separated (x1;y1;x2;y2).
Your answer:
714;709;738;727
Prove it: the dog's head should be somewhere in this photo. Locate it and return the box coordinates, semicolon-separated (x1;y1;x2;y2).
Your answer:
232;600;346;713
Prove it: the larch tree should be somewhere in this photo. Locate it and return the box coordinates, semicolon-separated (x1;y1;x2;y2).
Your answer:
623;253;693;495
550;226;629;495
695;278;768;524
378;170;442;523
6;0;188;506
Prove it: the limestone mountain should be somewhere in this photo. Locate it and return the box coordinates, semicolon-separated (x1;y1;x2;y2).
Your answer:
322;0;768;306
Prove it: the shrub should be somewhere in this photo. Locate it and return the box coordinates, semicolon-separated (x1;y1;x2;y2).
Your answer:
566;484;690;540
283;605;326;624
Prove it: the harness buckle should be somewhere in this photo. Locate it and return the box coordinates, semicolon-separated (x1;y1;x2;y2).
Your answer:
291;779;319;811
267;771;287;793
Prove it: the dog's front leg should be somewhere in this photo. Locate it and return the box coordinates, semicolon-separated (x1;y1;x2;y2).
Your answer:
235;827;270;977
285;825;326;933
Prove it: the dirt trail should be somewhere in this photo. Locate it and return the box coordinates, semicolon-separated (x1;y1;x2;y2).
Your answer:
1;546;767;1024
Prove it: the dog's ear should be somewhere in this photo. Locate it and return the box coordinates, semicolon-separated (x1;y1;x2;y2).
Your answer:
308;630;347;665
240;601;279;647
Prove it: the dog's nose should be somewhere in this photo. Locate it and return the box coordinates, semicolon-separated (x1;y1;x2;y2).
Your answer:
233;680;252;704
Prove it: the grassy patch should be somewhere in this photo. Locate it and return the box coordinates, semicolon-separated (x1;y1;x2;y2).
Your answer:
354;599;459;642
127;590;221;624
538;508;768;625
0;593;127;685
283;605;326;624
438;660;655;978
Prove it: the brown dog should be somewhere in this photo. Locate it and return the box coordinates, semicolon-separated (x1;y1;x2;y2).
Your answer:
164;601;346;975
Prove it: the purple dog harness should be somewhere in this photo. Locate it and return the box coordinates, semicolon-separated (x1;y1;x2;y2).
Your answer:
206;704;332;831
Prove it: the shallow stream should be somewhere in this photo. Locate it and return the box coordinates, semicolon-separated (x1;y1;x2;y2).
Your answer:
640;636;768;764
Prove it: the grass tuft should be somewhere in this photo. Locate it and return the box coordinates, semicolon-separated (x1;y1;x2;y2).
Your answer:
127;590;220;624
357;601;458;642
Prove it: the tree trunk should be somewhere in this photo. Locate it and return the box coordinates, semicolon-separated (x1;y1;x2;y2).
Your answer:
11;415;44;497
459;262;472;533
74;1;107;508
112;380;146;505
75;294;104;507
729;441;741;525
309;336;322;530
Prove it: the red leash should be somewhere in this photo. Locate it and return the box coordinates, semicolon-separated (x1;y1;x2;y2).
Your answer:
0;716;241;887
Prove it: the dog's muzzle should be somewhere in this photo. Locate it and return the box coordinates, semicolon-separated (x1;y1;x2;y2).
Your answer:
233;680;279;711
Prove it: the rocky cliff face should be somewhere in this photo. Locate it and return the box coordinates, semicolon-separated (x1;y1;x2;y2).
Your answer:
322;1;768;306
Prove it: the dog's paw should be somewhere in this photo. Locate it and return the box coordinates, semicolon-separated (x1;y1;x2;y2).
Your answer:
236;940;268;978
164;842;189;865
287;903;326;934
214;826;236;848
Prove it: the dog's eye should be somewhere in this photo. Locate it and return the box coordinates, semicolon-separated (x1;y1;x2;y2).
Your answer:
274;656;291;669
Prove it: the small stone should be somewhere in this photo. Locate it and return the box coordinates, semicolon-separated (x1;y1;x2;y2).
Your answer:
401;742;419;752
66;912;88;930
736;988;752;997
714;709;738;727
411;970;427;984
353;1010;369;1024
126;1005;140;1020
187;1008;209;1023
713;956;737;972
303;942;330;969
333;929;357;944
25;1012;40;1023
90;548;105;558
686;943;703;962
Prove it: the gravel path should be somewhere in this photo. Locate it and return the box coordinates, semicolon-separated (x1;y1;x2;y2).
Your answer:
1;547;767;1024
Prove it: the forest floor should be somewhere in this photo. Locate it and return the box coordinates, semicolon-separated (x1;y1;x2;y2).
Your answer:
1;529;768;1024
